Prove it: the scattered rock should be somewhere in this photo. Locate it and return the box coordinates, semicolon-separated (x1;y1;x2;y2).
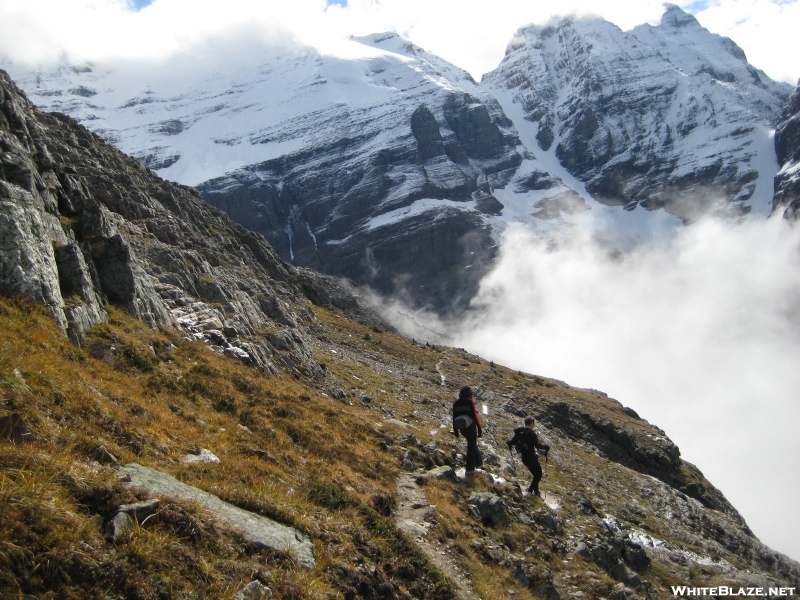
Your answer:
397;434;419;447
92;445;120;467
534;507;565;535
105;511;135;541
247;448;278;463
118;499;161;523
104;498;162;541
467;492;510;527
183;448;220;464
415;466;458;484
572;491;598;515
234;581;272;600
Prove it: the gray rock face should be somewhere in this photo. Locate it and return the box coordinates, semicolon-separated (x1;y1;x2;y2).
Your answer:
467;492;510;527
0;69;384;377
120;463;315;568
482;4;792;223
194;39;522;314
773;80;800;220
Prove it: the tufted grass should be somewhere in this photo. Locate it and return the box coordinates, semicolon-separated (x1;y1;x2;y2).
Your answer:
0;298;463;599
2;296;786;598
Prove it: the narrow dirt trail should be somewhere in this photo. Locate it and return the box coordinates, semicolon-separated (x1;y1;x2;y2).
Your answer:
395;472;482;600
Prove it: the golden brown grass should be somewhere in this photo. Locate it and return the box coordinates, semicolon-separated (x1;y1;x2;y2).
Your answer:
1;296;781;599
0;298;460;599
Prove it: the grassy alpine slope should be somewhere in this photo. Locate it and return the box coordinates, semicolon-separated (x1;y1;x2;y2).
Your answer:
1;296;798;599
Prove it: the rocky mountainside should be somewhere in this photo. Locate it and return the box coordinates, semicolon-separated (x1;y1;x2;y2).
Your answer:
2;68;800;598
3;34;524;315
773;80;800;220
482;4;791;223
0;68;381;372
3;4;791;315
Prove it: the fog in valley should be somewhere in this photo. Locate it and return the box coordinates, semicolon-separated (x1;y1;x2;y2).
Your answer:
384;213;800;562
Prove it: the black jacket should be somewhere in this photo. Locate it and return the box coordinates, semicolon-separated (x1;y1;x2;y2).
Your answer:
507;427;549;460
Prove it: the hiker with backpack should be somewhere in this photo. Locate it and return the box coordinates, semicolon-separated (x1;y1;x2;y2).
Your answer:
452;386;483;475
506;417;550;496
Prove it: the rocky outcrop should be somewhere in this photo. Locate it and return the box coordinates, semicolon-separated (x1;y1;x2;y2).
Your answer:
773;80;800;220
120;463;315;568
0;69;382;377
536;400;743;520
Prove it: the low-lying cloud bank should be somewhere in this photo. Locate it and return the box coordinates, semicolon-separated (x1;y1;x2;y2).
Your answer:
385;215;800;561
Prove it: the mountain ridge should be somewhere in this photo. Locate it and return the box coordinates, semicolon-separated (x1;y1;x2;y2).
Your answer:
3;4;792;315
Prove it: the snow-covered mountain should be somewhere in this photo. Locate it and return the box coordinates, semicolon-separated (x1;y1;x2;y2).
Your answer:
482;4;791;224
4;33;528;313
2;4;792;313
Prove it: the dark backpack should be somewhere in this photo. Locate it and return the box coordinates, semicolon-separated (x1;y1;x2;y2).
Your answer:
507;427;537;456
452;397;474;431
509;437;528;454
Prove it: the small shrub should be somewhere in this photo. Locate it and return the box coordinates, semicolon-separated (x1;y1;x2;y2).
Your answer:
119;344;156;372
232;376;258;395
306;479;351;509
212;393;237;414
188;364;218;378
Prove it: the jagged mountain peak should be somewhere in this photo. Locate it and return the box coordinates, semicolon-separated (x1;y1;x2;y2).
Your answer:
350;31;409;52
660;3;702;28
351;30;479;87
483;5;791;223
633;3;786;99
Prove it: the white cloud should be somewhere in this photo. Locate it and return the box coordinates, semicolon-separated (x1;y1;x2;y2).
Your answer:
441;216;800;561
692;0;800;84
1;0;796;83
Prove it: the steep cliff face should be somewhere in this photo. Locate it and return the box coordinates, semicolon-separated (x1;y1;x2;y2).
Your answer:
0;69;381;376
194;33;523;314
482;4;791;223
773;81;800;220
